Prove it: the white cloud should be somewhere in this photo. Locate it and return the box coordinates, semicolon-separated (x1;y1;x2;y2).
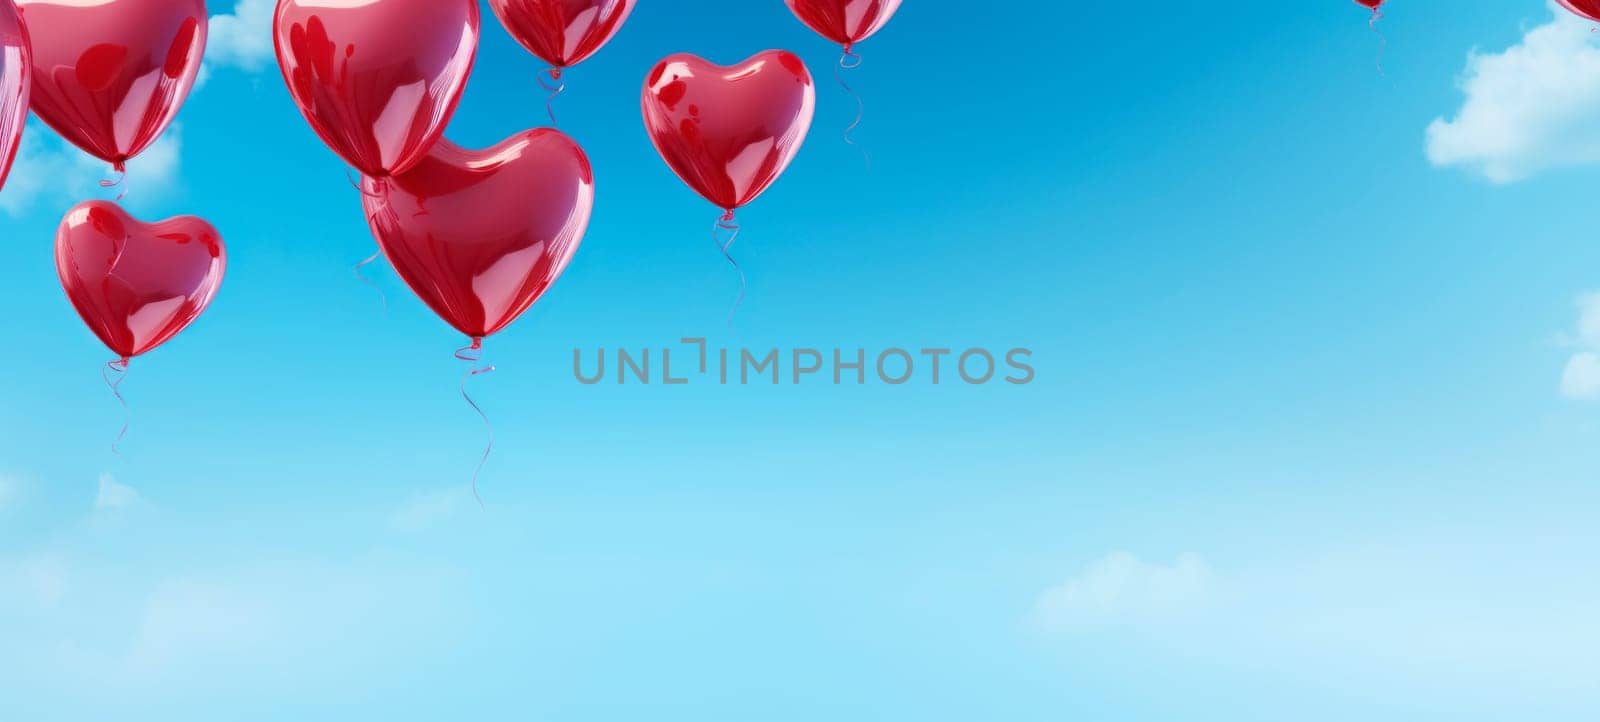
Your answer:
205;0;277;75
0;488;469;702
1562;351;1600;399
6;555;67;610
1031;543;1600;699
95;473;141;511
1426;4;1600;183
1560;293;1600;400
1575;292;1600;347
0;122;184;218
1034;551;1214;630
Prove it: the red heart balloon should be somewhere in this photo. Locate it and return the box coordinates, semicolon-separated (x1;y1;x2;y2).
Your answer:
641;51;815;213
785;0;902;49
55;201;226;361
1558;0;1600;22
488;0;635;71
0;1;29;191
362;129;592;340
1354;0;1384;9
273;0;479;178
16;0;204;170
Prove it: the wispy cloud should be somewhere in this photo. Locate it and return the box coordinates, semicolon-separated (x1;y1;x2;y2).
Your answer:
1034;551;1214;630
1031;543;1600;698
0;473;16;511
94;473;142;511
0;475;469;702
1560;292;1600;400
1426;3;1600;183
0;122;184;218
203;0;277;79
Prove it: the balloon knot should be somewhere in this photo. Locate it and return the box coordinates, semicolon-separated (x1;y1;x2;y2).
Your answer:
538;67;567;126
454;341;496;509
712;212;746;329
840;47;863;69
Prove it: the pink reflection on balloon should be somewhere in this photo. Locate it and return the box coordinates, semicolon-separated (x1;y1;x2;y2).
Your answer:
0;1;29;191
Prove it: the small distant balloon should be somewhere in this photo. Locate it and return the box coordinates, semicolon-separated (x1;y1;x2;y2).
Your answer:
1557;1;1600;23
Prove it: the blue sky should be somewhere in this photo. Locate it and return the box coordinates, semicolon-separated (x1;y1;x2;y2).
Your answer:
3;1;1600;719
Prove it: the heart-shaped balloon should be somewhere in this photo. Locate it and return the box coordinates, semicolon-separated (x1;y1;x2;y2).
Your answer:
274;0;479;178
0;0;29;191
1558;0;1600;22
362;129;592;340
1354;0;1384;9
488;0;635;71
17;0;204;170
785;0;902;49
55;200;226;360
641;51;815;212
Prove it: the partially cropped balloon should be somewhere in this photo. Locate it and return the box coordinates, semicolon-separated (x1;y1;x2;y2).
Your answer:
273;0;479;177
1558;0;1600;22
55;201;226;360
784;0;902;49
489;0;634;71
362;129;592;339
641;51;815;212
1353;0;1384;8
17;0;205;170
0;0;28;191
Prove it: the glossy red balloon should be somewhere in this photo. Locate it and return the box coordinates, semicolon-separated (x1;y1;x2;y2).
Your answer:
362;129;592;339
55;201;226;360
0;0;28;191
641;51;815;212
274;0;479;178
1558;1;1600;22
489;0;634;70
17;0;204;170
785;0;902;49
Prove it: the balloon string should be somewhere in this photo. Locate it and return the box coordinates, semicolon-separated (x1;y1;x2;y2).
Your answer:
347;170;390;313
1370;9;1387;77
346;168;384;199
98;166;128;202
835;49;870;171
538;67;565;127
102;357;130;457
454;339;496;510
354;249;389;314
713;211;746;329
